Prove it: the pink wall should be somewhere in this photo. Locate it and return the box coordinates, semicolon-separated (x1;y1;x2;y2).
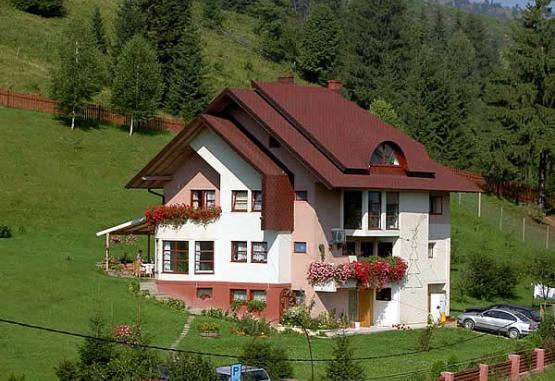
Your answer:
164;152;221;206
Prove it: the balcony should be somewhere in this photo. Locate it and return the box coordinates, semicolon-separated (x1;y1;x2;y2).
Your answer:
342;190;400;237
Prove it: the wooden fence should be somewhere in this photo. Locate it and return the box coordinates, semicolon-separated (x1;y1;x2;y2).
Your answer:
0;88;184;133
437;348;551;381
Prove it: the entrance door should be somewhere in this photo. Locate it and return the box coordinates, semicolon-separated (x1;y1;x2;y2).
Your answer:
429;292;446;323
358;289;374;327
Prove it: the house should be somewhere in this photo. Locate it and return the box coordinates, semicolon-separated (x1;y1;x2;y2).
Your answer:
97;76;480;326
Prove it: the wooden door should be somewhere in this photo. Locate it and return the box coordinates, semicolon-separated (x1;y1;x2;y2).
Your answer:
358;289;374;327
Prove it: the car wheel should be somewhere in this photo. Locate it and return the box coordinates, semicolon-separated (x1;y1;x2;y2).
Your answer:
508;328;520;339
463;319;475;330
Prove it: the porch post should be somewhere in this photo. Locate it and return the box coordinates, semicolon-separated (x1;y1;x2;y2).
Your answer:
105;233;110;272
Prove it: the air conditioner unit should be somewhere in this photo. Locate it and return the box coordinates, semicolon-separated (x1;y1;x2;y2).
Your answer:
331;228;346;244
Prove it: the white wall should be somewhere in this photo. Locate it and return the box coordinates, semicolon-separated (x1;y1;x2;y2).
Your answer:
373;285;401;327
155;129;291;284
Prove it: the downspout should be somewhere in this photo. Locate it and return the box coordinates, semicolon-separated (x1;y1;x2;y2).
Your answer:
147;188;165;204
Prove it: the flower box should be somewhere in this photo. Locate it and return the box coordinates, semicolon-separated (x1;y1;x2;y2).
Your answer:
313;280;337;292
337;279;357;289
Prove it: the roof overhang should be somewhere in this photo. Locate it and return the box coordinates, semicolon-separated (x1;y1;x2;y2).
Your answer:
96;217;149;236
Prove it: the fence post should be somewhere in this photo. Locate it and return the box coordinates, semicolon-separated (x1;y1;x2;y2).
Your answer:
478;192;482;218
546;226;550;249
500;207;503;231
522;218;526;241
535;348;545;373
440;371;455;381
458;192;462;206
479;363;488;381
509;354;521;381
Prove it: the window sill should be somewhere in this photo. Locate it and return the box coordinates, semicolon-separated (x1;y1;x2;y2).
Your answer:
194;271;215;274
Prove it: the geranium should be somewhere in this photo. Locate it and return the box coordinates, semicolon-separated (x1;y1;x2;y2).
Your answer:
307;262;337;285
335;263;356;284
389;257;408;283
145;203;222;229
113;324;132;338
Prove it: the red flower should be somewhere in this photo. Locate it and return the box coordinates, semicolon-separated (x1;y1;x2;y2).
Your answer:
145;203;222;229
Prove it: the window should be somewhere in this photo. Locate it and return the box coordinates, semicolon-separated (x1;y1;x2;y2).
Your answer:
378;242;393;258
162;241;189;273
231;289;247;302
386;192;399;229
269;136;281;148
368;191;382;229
251;242;268;263
342;241;356;256
191;190;216;209
251;290;267;302
293;290;305;305
195;241;214;273
376;288;392;301
344;190;362;230
231;241;247;262
295;191;308;201
430;196;443;215
252;191;263;212
232;191;248;211
428;242;435;259
360;241;374;257
196;288;213;300
294;242;307;253
370;143;401;166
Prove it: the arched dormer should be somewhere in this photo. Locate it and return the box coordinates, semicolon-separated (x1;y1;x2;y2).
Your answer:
370;142;406;168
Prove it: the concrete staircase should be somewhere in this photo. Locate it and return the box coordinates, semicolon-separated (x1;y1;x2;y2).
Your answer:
139;280;172;301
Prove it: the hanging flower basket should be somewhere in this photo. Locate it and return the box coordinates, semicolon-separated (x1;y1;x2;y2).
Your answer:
145;203;222;229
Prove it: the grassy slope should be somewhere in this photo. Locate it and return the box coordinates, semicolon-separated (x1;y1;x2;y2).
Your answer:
0;0;292;98
0;107;186;379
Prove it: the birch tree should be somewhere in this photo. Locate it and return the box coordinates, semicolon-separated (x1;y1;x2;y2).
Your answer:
50;17;102;130
111;36;161;136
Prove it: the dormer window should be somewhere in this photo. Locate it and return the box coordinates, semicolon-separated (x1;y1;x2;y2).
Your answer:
370;143;401;166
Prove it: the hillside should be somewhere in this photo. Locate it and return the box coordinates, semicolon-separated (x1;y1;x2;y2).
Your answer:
0;0;292;99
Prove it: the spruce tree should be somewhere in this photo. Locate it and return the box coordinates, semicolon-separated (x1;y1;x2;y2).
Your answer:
91;6;108;54
203;0;225;29
50;17;103;130
483;0;555;206
340;0;410;108
297;3;340;84
111;35;162;136
253;0;295;63
324;335;365;381
113;0;144;59
462;12;499;83
165;23;211;120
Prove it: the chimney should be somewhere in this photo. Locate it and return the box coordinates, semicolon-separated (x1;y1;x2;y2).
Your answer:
277;74;295;84
327;79;342;93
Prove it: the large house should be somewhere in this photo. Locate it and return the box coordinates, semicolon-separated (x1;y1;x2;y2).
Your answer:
97;76;479;327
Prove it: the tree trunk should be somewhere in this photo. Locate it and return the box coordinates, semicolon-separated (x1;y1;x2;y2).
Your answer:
71;107;75;130
538;150;547;210
129;116;134;136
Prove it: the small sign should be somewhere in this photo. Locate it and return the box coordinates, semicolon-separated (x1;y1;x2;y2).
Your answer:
231;363;242;381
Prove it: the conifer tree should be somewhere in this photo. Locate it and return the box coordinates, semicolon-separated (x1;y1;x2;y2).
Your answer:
113;0;144;59
340;0;410;108
91;6;108;54
165;23;211;120
324;335;365;381
462;12;499;83
203;0;225;29
368;98;404;130
483;0;555;207
297;3;340;84
50;17;102;130
253;0;295;63
111;35;162;136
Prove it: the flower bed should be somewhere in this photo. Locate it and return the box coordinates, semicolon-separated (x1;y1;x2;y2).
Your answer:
307;256;407;289
145;203;222;229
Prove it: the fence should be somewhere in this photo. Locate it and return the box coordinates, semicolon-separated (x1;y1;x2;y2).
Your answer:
0;88;184;133
437;348;550;381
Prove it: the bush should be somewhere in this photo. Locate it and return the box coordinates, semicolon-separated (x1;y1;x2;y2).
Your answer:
239;340;293;381
12;0;65;17
324;335;365;381
235;314;271;336
159;297;186;311
201;308;230;320
167;354;218;381
198;321;220;334
0;225;12;238
416;321;435;352
463;253;517;300
247;299;266;313
530;314;555;348
280;306;340;330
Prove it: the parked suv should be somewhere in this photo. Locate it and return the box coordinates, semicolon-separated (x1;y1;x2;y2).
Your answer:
216;366;271;381
458;308;539;339
464;304;541;322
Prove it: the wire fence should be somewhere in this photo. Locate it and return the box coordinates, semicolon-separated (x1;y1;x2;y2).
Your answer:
452;192;554;252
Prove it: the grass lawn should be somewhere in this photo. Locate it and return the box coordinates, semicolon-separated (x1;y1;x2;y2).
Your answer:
528;366;555;380
182;315;529;380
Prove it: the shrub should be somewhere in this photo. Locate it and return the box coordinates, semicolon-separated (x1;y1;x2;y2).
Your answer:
230;299;246;312
13;0;65;17
247;299;266;313
239;340;293;381
159;297;186;311
416;321;435;352
198;321;220;334
280;306;312;328
235;314;271;336
167;354;218;381
463;253;517;300
324;335;365;381
0;225;12;238
201;308;230;320
6;375;25;381
530;314;555;348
